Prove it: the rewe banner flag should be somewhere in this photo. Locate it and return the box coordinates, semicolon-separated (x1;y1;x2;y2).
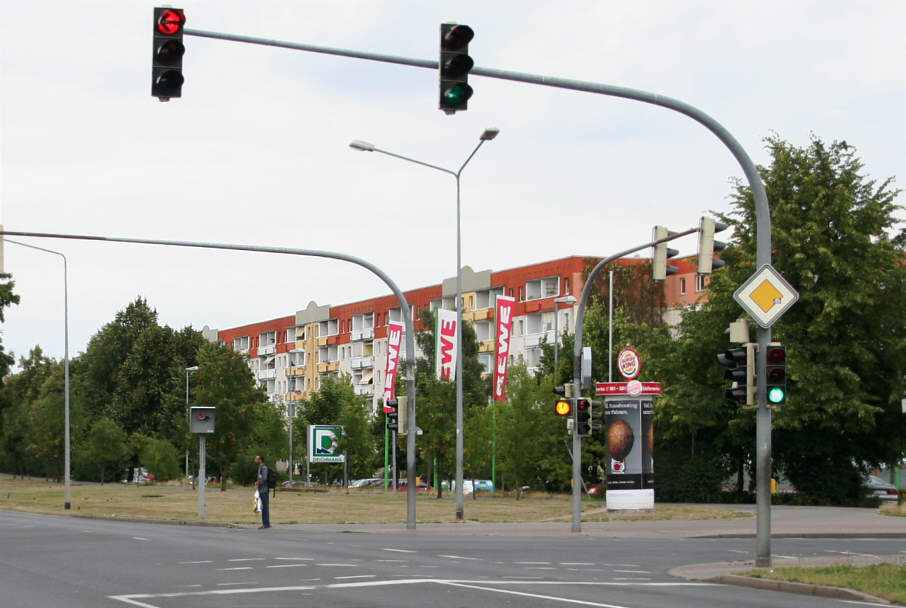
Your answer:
435;308;458;381
382;321;403;410
493;295;516;401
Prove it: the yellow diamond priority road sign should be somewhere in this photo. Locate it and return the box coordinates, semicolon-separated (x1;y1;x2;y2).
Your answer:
733;265;799;328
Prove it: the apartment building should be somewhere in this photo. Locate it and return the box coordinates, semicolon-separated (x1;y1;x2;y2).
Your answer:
213;255;709;413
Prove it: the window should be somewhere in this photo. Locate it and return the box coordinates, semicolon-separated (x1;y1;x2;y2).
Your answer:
519;286;524;301
696;274;706;292
525;276;560;301
680;277;686;295
564;277;570;295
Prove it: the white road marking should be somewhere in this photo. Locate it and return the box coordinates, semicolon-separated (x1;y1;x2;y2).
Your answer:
375;559;407;563
382;548;416;553
437;554;482;560
601;563;640;567
842;601;898;607
527;567;556;570
266;564;307;569
504;576;542;579
439;581;634;608
560;562;594;566
612;569;650;574
612;577;651;581
772;554;798;559
108;578;718;607
334;575;377;580
728;550;748;554
178;560;213;564
228;557;265;562
178;585;201;588
216;582;257;586
316;563;357;567
274;556;313;561
131;537;150;541
217;567;254;571
515;561;551;565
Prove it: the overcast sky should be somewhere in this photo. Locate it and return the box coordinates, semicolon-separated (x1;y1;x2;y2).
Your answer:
1;1;904;365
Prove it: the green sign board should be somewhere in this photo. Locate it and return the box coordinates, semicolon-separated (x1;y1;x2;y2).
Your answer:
308;425;345;463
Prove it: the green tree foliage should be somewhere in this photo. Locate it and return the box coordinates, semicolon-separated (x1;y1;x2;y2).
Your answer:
192;342;265;490
0;272;21;380
231;400;289;485
658;135;905;502
336;389;377;480
82;417;128;484
141;437;181;482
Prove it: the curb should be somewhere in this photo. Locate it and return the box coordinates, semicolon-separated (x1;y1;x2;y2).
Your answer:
70;513;245;529
706;574;892;605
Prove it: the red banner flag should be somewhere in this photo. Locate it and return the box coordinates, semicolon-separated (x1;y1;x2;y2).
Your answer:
493;295;516;401
383;321;403;410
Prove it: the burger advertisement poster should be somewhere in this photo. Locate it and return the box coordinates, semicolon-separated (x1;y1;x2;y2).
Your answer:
605;399;646;491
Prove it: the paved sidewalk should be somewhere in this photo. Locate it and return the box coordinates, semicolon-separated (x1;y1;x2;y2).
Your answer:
268;504;906;538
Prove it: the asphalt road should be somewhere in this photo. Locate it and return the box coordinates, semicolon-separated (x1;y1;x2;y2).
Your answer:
0;509;902;608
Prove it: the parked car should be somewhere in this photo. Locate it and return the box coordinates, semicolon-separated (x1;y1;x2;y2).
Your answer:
864;475;899;503
348;478;381;488
395;479;433;492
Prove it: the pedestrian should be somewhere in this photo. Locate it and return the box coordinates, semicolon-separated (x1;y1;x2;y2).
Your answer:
254;455;271;529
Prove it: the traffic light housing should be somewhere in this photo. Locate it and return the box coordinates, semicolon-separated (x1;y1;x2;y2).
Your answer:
574;398;601;437
765;345;787;405
718;344;754;406
554;384;572;416
651;225;679;281
152;7;186;101
386;398;399;431
439;23;474;114
697;217;728;274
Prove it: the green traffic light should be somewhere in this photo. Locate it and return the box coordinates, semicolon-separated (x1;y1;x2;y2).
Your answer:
767;387;786;404
441;83;473;108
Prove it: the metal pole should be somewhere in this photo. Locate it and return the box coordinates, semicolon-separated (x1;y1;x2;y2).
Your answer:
392;430;398;491
491;400;496;492
185;369;190;478
554;301;560;370
3;239;71;509
571;384;582;533
288;403;293;482
608;270;614;382
0;230;421;529
384;418;389;489
454;173;465;520
198;435;206;520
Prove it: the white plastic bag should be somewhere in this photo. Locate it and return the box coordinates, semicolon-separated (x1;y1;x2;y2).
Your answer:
253;489;262;513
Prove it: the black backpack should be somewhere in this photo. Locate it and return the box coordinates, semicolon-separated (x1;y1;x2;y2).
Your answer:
266;466;278;495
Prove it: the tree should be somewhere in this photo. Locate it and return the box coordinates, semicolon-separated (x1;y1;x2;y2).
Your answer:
192;342;264;490
141;438;181;482
83;417;128;484
0;272;21;380
659;135;905;502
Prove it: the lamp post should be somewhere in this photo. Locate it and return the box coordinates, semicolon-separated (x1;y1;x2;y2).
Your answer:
3;239;71;509
553;295;577;371
185;365;199;485
350;128;499;520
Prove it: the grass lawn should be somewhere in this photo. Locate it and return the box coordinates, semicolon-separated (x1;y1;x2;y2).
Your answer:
880;502;906;517
742;564;906;604
0;478;750;525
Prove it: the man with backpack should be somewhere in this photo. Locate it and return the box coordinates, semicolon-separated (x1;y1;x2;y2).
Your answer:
254;455;275;529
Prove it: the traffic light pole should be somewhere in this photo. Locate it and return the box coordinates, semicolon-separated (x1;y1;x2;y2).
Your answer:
181;25;774;562
0;230;421;530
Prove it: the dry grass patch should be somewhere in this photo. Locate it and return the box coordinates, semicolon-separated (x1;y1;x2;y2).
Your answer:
742;563;906;604
880;502;906;517
0;478;750;525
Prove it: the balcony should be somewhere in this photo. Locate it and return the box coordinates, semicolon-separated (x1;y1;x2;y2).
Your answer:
284;391;304;402
478;340;495;353
354;384;374;396
285;367;305;377
362;327;374;340
258;343;276;356
351;356;375;370
258;368;276;380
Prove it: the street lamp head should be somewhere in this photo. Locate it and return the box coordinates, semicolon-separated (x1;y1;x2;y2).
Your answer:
480;128;500;141
186;365;199;372
554;295;577;305
349;140;376;152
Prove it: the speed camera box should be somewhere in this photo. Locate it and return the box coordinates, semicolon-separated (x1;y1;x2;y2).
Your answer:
190;406;216;434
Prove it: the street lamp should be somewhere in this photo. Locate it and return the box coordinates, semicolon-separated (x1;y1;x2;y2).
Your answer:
3;238;71;509
553;295;577;371
350;127;499;520
185;365;199;486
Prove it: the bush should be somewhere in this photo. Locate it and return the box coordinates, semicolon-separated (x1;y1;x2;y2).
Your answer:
654;441;729;502
140;439;181;482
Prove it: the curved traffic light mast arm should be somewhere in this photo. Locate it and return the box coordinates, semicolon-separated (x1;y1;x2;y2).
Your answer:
0;229;420;530
184;25;774;564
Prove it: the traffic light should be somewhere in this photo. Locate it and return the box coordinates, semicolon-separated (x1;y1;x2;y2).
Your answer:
152;7;186;101
651;225;679;281
554;384;572;416
718;344;754;406
439;23;474;114
697;217;728;274
386;398;399;431
765;345;787;405
574;398;602;437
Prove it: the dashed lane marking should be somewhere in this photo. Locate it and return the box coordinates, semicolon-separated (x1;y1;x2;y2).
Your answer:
266;564;307;569
560;562;594;566
437;554;482;560
335;575;377;580
132;537;150;541
274;556;313;561
316;563;358;567
178;560;213;564
382;548;416;553
216;567;254;571
439;581;636;608
228;558;265;562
